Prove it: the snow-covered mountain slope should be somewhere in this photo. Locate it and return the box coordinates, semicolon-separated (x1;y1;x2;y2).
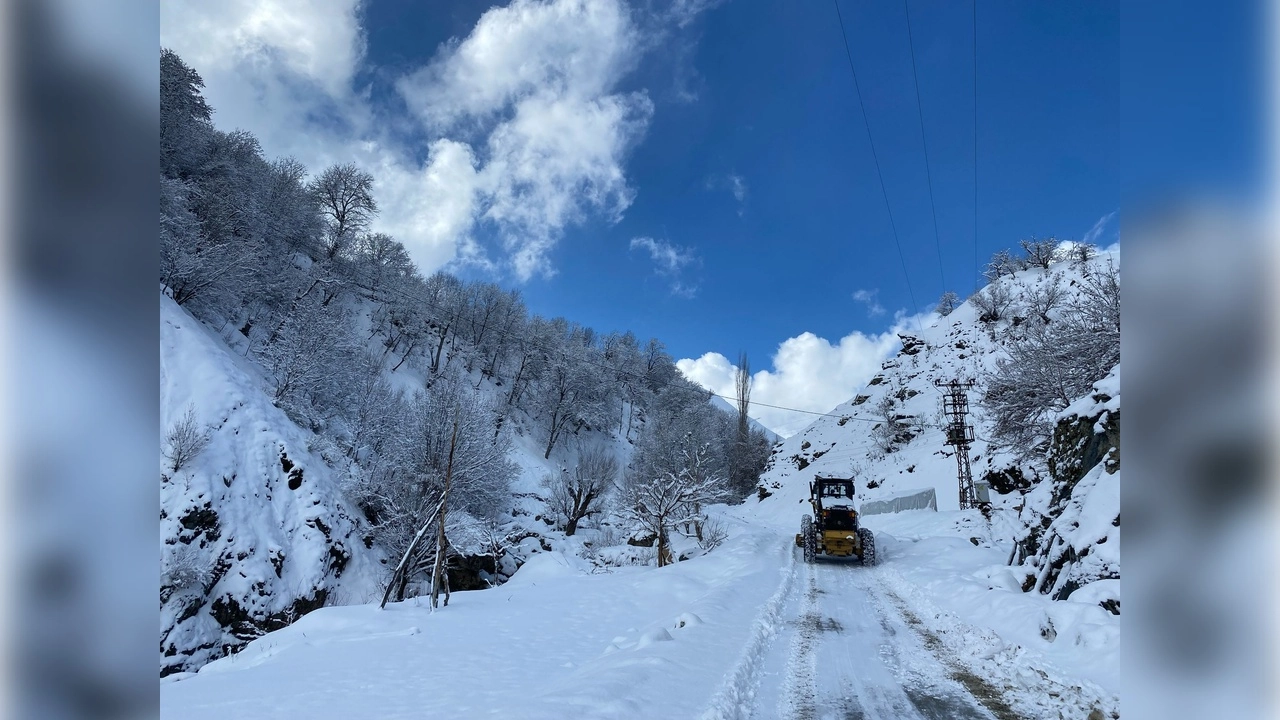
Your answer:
751;251;1119;526
160;295;383;676
739;251;1121;696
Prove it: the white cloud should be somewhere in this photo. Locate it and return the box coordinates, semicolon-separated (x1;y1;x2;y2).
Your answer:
630;237;699;297
1083;210;1119;246
851;288;886;317
668;0;728;27
398;0;639;131
705;171;747;215
161;0;365;101
677;314;924;437
161;0;673;281
399;0;653;281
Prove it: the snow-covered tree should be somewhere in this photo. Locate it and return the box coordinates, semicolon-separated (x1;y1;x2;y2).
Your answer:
1020;237;1062;270
936;290;960;317
163;404;210;473
542;443;618;536
310;162;377;261
971;282;1014;323
620;437;726;567
983;262;1120;456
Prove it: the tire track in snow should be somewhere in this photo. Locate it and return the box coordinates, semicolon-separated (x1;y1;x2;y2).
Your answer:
777;561;821;719
699;536;799;720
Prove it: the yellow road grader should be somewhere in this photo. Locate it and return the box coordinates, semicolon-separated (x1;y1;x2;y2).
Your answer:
795;476;876;565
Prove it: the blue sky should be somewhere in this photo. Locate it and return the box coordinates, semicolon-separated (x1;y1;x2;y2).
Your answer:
160;0;1256;434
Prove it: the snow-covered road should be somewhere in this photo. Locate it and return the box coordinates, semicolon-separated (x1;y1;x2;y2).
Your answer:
747;552;1007;720
162;513;1116;719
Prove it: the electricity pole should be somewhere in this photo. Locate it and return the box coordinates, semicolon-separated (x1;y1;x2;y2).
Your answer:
936;379;977;509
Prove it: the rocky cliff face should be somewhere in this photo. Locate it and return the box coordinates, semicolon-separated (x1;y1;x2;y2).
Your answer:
161;295;380;677
1011;367;1120;612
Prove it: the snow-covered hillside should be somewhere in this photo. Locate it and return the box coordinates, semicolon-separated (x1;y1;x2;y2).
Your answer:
160;294;382;676
160;287;775;676
162;250;1121;720
744;250;1121;696
753;250;1119;518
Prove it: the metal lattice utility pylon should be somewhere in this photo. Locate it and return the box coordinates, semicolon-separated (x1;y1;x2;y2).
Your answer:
935;379;977;509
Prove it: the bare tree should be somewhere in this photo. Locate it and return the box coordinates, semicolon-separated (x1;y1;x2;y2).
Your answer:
936;291;960;317
971;282;1014;323
1020;237;1061;270
984;249;1025;281
542;444;618;536
1069;241;1097;262
982;262;1120;456
871;395;900;453
310;163;377;261
728;352;755;495
164;404;211;473
1027;272;1065;324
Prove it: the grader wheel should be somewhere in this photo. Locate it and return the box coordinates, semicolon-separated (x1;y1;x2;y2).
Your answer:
801;514;816;563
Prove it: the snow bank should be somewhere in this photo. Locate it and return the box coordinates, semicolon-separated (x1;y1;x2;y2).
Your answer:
162;521;796;719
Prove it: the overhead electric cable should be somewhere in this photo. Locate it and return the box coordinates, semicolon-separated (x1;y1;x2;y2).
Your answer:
972;0;980;294
901;0;947;295
831;0;924;335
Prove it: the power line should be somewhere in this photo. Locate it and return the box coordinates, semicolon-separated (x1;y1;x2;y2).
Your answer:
972;0;979;295
831;0;923;335
901;0;947;295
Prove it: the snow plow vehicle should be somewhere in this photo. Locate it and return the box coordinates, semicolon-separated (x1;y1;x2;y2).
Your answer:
795;476;876;565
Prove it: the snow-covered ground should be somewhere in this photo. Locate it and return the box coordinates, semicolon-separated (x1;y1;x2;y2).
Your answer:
163;506;1117;719
163;510;795;719
162;255;1119;717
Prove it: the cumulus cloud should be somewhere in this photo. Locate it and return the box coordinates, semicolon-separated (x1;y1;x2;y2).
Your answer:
162;0;712;281
677;313;926;437
630;237;700;297
395;0;656;281
851;288;885;317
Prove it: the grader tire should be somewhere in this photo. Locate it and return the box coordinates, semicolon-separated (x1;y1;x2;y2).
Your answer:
802;515;816;564
858;527;876;566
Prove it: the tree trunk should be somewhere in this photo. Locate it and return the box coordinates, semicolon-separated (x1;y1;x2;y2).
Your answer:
656;526;673;567
430;417;459;611
544;410;560;459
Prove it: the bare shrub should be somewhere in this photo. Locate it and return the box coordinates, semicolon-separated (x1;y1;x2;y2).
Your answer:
697;516;729;551
163;542;211;591
871;396;900;453
984;249;1026;282
1019;237;1062;270
971;283;1013;323
164;404;211;472
1027;273;1065;324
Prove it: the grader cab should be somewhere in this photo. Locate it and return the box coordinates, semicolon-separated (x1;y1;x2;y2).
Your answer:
794;476;876;565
